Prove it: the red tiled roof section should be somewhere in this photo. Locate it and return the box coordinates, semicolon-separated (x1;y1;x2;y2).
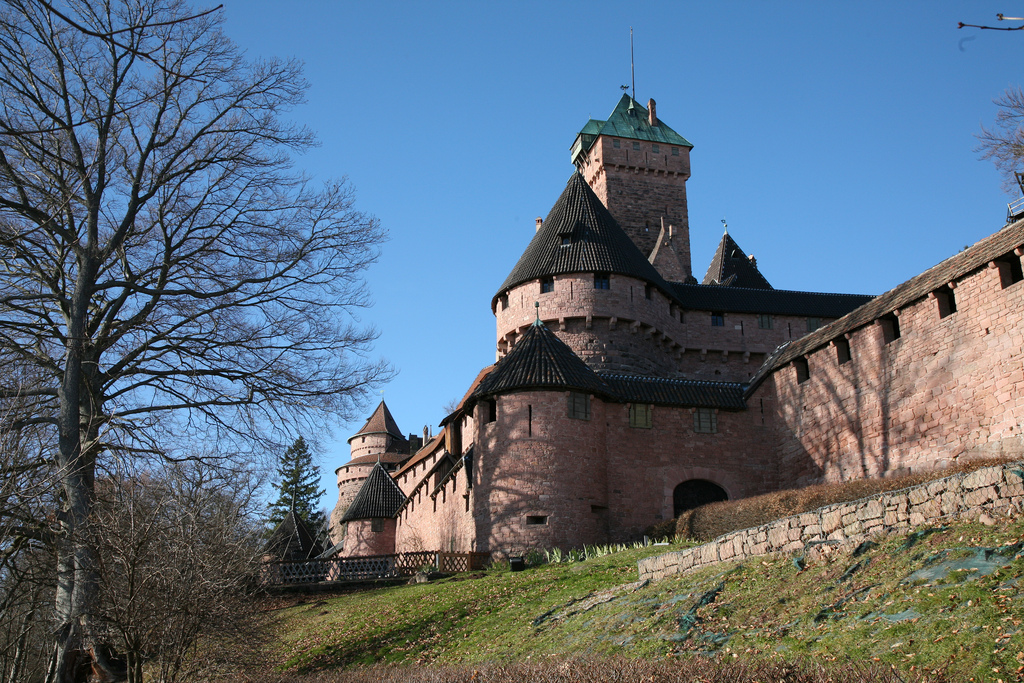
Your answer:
349;400;404;442
346;452;409;467
396;432;445;477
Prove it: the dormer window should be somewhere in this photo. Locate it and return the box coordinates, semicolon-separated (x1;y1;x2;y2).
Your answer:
560;235;571;247
540;277;554;294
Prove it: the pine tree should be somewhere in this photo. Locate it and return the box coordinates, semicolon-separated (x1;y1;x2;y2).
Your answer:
267;437;326;531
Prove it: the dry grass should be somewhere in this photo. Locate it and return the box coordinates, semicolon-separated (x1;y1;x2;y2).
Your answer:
649;456;1022;543
237;655;941;682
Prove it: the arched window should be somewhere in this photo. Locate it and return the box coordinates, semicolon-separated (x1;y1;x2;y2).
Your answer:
673;480;728;517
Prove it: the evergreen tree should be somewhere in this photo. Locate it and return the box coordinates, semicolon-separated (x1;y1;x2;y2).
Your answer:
267;437;326;531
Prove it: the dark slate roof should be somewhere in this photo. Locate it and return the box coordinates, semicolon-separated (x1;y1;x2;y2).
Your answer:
598;374;747;410
473;321;610;398
348;400;405;444
702;231;773;289
340;461;407;522
570;94;693;163
670;282;874;317
494;173;673;305
761;217;1024;376
264;508;324;561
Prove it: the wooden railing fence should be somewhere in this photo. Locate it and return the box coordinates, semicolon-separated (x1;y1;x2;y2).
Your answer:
261;550;490;586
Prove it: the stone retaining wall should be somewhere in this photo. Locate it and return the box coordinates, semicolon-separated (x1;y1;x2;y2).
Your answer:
638;461;1024;582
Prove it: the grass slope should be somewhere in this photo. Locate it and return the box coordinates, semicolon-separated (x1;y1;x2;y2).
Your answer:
265;518;1024;682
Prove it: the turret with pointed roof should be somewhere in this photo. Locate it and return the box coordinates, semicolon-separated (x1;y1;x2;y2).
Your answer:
702;228;773;289
347;399;409;462
571;94;693;278
495;173;673;307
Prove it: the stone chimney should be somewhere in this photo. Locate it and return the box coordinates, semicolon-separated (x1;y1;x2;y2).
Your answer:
535;217;543;232
648;98;658;126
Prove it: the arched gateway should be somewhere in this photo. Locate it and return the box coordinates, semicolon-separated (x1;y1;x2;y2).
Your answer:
673;480;728;517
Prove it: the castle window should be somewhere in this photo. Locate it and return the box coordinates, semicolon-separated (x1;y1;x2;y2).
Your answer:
644;284;652;300
672;147;679;156
568;392;591;420
652;144;660;153
807;317;822;332
835;337;851;365
934;285;957;319
711;312;724;326
880;313;900;344
679;310;685;323
499;294;508;310
594;273;610;290
693;408;717;434
629;403;652;428
484;398;497;423
525;515;548;526
541;277;554;293
794;357;810;383
632;141;641;150
758;314;773;330
995;251;1024;288
371;518;384;533
613;138;620;149
560;235;571;247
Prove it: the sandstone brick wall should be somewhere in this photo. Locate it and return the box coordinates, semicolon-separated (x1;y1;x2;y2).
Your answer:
348;432;391;461
765;256;1024;487
578;135;692;272
339;518;396;558
497;274;827;382
638;460;1024;582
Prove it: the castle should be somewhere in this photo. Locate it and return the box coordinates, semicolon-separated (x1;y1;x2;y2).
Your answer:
326;94;1024;558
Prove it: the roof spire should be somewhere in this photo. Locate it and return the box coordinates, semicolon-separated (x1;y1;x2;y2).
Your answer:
630;26;635;101
721;218;728;235
533;301;542;326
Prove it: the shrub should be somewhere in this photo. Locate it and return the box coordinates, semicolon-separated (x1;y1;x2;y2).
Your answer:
672;456;1020;542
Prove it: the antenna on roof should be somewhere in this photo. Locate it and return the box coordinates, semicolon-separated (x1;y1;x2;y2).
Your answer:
630;27;635;101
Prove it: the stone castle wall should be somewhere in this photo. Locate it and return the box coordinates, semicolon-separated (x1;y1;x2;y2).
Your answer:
765;252;1024;488
638;460;1024;583
578;135;691;271
339;518;396;558
496;273;832;382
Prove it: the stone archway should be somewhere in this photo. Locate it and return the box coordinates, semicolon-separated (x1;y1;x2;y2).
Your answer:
673;479;728;517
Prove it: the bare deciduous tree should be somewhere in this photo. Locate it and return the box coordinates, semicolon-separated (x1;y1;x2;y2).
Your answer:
0;0;391;678
978;86;1024;194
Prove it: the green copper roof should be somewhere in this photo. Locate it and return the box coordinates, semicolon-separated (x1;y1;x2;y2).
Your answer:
571;94;693;161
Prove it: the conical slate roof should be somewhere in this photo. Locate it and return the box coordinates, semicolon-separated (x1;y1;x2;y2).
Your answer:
495;173;672;304
340;461;407;522
473;321;609;398
348;400;404;444
702;230;772;289
264;508;324;561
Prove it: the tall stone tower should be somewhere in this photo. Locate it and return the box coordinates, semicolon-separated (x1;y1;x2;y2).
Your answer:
570;95;693;283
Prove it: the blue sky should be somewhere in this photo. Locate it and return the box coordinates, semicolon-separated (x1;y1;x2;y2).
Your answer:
220;1;1024;511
